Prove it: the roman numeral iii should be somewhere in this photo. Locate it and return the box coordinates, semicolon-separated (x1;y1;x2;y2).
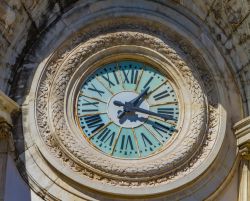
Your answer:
153;90;170;101
157;108;176;120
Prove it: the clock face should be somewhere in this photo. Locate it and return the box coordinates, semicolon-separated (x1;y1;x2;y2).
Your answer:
76;60;179;159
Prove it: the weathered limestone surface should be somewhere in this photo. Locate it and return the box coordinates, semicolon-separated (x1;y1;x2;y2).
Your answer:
0;0;250;114
234;117;250;201
0;0;74;94
0;0;248;200
0;0;249;114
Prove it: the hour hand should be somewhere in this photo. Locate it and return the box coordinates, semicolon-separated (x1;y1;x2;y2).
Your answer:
113;101;127;119
113;101;124;107
113;87;150;119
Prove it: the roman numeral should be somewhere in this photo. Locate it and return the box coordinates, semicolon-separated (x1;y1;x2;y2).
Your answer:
152;122;173;137
102;73;115;87
157;108;176;120
80;99;99;107
143;77;154;89
84;115;104;133
113;71;120;85
96;128;115;146
122;68;139;84
153;90;170;101
102;71;120;87
120;135;134;150
78;99;99;112
141;133;153;147
131;68;138;84
88;84;105;97
157;108;174;114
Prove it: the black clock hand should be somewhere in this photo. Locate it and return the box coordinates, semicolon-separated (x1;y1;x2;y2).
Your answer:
130;87;149;106
116;87;150;119
114;101;128;119
113;101;172;120
113;101;125;107
128;106;172;120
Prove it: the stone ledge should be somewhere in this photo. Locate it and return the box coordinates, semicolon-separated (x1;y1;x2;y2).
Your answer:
234;116;250;147
234;116;250;161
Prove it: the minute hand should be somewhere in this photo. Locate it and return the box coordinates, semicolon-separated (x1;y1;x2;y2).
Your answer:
128;106;172;120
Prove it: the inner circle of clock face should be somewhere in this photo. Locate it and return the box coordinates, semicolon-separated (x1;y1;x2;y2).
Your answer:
107;91;149;128
76;60;179;159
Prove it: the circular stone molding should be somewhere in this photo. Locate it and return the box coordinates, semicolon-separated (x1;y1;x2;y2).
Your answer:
17;1;239;198
65;45;199;173
28;29;222;196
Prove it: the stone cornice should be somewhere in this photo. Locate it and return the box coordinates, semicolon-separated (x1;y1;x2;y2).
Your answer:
234;116;250;159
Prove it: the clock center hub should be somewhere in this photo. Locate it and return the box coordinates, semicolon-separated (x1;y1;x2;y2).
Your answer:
107;91;149;128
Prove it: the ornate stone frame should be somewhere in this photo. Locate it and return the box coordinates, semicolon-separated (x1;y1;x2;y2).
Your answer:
24;30;220;196
18;1;241;200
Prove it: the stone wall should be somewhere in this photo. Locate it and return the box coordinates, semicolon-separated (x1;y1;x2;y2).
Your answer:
0;1;248;200
0;0;76;93
0;0;249;114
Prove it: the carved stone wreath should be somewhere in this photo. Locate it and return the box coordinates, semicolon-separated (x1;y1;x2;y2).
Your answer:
34;30;219;194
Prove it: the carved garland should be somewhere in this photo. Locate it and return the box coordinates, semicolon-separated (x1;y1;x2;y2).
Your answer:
35;31;218;187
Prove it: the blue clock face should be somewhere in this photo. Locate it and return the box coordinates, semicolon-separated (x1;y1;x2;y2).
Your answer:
76;60;179;159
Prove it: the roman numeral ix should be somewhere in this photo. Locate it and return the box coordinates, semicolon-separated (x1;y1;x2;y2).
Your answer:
79;99;99;112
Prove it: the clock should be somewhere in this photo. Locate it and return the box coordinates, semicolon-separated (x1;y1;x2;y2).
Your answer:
76;60;179;159
28;28;226;198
